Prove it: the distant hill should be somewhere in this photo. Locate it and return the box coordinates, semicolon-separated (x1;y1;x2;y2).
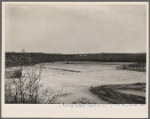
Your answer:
5;52;146;67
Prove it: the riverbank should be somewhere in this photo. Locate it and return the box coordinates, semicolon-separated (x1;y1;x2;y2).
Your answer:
90;83;145;104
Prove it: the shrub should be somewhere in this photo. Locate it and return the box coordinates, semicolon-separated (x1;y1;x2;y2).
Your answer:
5;65;70;104
5;69;22;79
5;65;43;103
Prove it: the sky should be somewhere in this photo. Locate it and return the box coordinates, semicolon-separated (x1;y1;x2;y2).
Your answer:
4;2;147;54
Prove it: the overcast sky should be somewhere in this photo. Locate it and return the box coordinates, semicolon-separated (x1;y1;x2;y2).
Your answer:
4;2;147;54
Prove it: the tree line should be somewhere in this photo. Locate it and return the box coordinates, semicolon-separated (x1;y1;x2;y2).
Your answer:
5;52;146;67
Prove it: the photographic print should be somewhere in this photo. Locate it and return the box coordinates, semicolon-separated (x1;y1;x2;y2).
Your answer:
1;1;149;118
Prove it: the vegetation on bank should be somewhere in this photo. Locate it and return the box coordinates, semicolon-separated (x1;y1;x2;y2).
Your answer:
6;52;146;67
117;62;146;72
90;83;145;104
5;66;43;103
5;66;69;104
5;69;22;79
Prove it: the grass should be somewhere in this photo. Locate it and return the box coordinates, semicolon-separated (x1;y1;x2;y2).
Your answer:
90;83;145;104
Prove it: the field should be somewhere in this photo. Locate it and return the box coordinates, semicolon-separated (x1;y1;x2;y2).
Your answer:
5;61;146;104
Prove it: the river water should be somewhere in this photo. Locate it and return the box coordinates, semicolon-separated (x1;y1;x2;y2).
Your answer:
35;61;146;104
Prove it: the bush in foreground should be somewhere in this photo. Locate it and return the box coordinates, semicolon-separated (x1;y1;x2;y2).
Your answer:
5;65;68;104
5;65;43;103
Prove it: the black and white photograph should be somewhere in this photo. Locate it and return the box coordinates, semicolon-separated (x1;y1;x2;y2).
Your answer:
1;1;149;118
